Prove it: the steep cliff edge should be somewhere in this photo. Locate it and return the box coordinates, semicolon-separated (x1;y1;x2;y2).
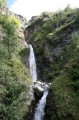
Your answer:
25;9;79;82
25;8;79;120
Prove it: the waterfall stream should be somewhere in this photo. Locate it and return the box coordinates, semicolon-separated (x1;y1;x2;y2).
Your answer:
29;44;48;120
34;90;48;120
29;44;37;82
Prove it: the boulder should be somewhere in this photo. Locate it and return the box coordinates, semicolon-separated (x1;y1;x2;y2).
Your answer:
33;81;49;98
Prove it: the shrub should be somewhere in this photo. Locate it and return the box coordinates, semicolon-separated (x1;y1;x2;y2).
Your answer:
7;16;21;27
69;63;79;80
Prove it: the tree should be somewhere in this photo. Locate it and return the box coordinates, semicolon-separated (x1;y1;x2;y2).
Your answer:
0;15;19;59
3;21;18;59
65;4;71;12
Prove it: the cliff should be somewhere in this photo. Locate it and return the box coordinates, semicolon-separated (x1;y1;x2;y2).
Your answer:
25;8;79;120
1;2;79;119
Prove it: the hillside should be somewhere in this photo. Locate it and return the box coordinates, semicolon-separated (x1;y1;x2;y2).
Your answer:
1;1;79;119
25;7;79;120
0;1;32;120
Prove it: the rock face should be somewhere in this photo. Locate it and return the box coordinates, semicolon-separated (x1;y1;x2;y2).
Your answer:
33;81;49;98
24;81;49;120
24;10;79;120
44;89;59;120
24;11;79;82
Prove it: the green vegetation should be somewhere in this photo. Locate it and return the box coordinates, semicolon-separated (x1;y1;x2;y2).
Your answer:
0;13;31;120
50;32;79;120
29;8;79;48
48;33;79;80
0;0;6;7
0;15;19;59
27;7;79;120
28;5;79;61
1;2;79;120
52;73;79;120
51;59;79;120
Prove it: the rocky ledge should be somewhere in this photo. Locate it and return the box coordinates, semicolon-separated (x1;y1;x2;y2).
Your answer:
33;81;51;98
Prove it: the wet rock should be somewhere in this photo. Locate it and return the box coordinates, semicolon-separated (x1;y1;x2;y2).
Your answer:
33;81;49;98
34;86;43;98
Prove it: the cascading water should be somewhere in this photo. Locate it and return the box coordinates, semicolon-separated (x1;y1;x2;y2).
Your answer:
34;90;48;120
29;44;37;82
29;44;48;120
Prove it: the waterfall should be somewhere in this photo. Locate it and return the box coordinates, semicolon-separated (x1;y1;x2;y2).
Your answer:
34;90;48;120
29;44;37;82
29;44;48;120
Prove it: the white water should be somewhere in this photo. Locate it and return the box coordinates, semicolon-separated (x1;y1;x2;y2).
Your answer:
29;44;37;82
29;44;48;120
34;90;48;120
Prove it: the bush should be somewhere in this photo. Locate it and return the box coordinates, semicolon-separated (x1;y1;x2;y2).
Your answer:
7;16;21;27
0;57;31;120
69;63;79;80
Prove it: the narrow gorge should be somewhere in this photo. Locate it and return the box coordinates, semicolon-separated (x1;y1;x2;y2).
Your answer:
24;8;79;120
28;44;49;120
1;1;79;119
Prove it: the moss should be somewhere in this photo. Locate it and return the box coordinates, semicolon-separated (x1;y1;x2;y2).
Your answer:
28;8;78;43
46;20;75;40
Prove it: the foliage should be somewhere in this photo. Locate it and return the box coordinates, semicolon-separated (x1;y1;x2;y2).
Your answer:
28;7;79;120
51;73;79;120
70;63;79;80
0;0;6;7
65;4;72;12
49;33;79;119
30;7;78;47
0;57;31;120
7;16;21;27
0;13;31;120
0;14;21;59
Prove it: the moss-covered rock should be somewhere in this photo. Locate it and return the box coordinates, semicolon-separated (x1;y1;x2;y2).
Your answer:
25;9;79;82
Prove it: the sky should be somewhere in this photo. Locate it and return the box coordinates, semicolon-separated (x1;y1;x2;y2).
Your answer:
6;0;79;21
6;0;15;8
